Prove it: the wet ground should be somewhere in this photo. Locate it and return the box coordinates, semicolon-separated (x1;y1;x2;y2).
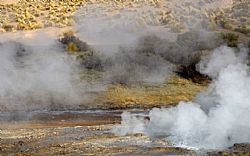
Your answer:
1;110;250;155
0;110;196;155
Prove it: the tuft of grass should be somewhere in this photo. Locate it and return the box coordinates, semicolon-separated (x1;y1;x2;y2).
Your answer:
59;30;89;52
235;25;250;35
221;32;239;47
218;19;232;30
2;24;15;32
62;30;75;37
66;42;79;53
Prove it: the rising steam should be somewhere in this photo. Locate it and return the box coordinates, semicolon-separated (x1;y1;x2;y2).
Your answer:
1;1;249;149
0;0;235;112
112;45;250;149
0;32;98;112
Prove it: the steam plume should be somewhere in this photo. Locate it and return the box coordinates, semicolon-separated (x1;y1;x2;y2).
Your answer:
112;45;250;149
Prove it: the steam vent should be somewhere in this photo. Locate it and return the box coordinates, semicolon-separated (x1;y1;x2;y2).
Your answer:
0;0;250;155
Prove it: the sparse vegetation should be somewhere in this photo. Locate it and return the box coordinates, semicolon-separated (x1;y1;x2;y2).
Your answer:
218;19;232;30
101;75;206;108
2;24;16;32
221;32;239;47
78;51;104;71
59;30;89;53
235;25;250;35
0;0;85;31
66;42;79;53
59;30;104;71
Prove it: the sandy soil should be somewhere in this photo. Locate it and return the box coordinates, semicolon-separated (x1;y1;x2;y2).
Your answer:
0;0;19;5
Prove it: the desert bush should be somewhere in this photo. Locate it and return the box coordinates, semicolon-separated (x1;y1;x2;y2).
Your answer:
218;19;232;29
77;51;104;71
58;30;104;71
59;30;89;52
66;42;79;53
235;25;250;35
2;24;15;32
221;33;239;47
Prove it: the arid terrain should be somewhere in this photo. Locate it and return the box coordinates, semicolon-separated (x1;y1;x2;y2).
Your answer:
0;0;250;155
1;110;250;155
0;110;195;155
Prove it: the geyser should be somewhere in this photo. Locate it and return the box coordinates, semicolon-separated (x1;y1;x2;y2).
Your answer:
112;45;250;149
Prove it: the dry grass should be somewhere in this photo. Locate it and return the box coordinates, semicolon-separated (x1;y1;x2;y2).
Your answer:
100;75;206;109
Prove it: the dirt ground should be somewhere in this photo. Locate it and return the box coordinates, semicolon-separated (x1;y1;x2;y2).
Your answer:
1;111;250;155
0;111;194;156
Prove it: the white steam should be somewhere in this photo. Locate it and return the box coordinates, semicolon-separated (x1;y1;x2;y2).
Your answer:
112;45;250;149
197;46;248;78
74;3;177;85
72;0;231;86
0;32;95;112
74;2;177;54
